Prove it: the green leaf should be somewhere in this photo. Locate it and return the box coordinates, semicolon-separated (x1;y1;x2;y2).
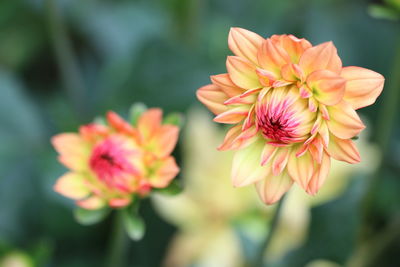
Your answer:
368;4;400;21
73;207;110;226
154;180;183;196
129;103;147;126
163;112;184;127
93;116;107;125
121;209;145;241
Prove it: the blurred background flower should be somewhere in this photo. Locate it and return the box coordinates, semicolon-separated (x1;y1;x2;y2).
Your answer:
0;0;398;266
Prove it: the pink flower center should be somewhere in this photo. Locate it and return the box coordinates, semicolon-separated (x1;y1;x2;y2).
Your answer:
89;138;138;190
256;87;312;144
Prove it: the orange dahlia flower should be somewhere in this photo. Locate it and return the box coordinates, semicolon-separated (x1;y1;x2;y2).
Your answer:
197;28;384;204
52;108;180;210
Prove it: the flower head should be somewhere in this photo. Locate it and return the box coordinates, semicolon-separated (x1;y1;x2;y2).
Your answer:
52;108;180;210
197;28;384;204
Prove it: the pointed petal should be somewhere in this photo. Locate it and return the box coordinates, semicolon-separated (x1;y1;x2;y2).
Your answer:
261;144;277;166
210;74;244;97
149;156;180;188
307;152;331;195
327;134;361;164
109;198;131;208
271;34;312;63
272;148;290;175
228;27;264;65
54;172;90;200
107;111;136;135
231;138;269;187
287;150;314;190
196;84;229;115
306;70;346;106
299;42;342;75
255;171;293;205
218;124;242;151
257;39;290;75
341;66;385;109
51;133;90;171
138;108;163;140
226;56;261;90
213;106;249;124
76;196;105;210
153;125;179;157
327;100;365;139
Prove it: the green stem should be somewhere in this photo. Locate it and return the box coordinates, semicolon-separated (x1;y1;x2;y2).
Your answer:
45;0;87;118
105;211;128;267
253;195;286;267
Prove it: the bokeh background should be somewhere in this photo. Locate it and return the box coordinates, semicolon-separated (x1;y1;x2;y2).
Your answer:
0;0;399;266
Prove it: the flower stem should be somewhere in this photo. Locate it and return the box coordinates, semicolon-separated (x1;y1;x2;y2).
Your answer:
253;195;286;267
105;211;128;267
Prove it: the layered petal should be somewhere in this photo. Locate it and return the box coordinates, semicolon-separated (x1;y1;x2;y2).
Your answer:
306;70;346;106
299;42;342;75
287;150;314;190
196;84;229;115
231;138;270;187
213;106;249;124
151;125;180;158
341;66;385;109
327;134;361;164
148;156;179;188
255;171;293;204
307;152;330;195
271;34;312;63
51;133;90;171
54;172;90;200
210;74;244;97
76;196;106;210
226;56;261;90
327;100;365;139
138;108;163;140
257;38;290;75
228;27;264;64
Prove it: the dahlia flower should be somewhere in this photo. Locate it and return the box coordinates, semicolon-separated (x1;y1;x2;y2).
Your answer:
52;108;180;210
197;28;384;204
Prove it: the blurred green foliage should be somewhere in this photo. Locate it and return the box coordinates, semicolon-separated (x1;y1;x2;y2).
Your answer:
0;0;399;266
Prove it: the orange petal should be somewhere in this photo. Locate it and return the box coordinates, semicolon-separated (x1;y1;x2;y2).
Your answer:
153;125;179;157
51;133;90;171
79;124;109;142
210;74;244;97
196;84;229;115
54;172;90;200
255;171;293;205
226;56;261;90
281;63;304;82
76;196;105;210
218;124;242;151
107;111;136;135
231;138;269;187
299;42;342;75
257;38;290;75
307;152;330;195
341;66;385;110
228;27;264;65
147;157;180;188
213;106;249;124
327;134;361;164
109;198;132;208
138;108;163;140
271;34;312;63
287;150;314;190
306;70;346;106
327;100;365;139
